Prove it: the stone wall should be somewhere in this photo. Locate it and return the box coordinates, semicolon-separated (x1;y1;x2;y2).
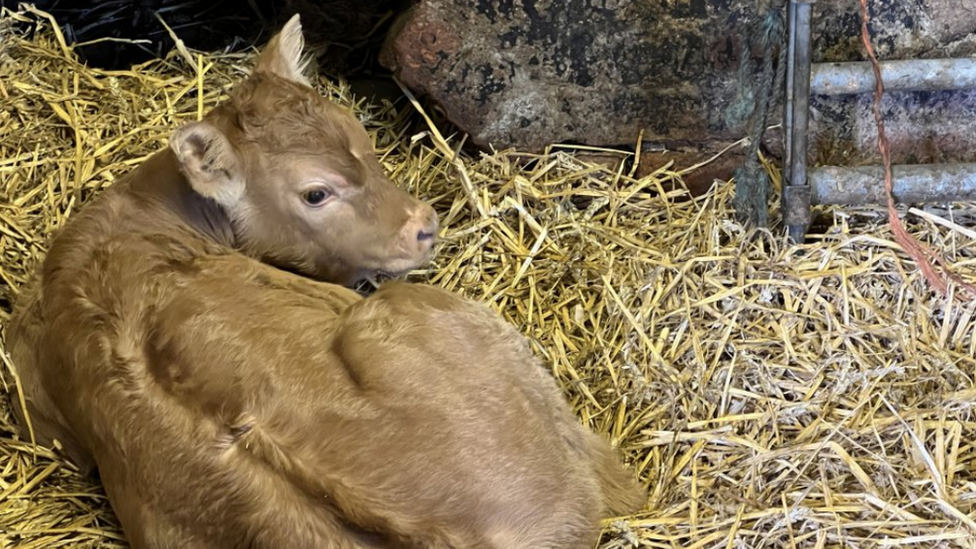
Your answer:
380;0;976;170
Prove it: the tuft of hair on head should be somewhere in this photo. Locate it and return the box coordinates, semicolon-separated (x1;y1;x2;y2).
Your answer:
253;13;314;87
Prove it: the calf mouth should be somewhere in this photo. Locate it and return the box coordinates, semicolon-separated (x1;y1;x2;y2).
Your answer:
354;269;406;295
351;243;438;293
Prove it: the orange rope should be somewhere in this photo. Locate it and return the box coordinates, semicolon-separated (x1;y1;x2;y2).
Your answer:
857;0;976;300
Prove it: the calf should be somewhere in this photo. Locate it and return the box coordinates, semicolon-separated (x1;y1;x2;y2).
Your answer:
6;15;646;549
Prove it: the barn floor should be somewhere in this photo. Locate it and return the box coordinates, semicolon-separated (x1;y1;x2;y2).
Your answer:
2;9;976;549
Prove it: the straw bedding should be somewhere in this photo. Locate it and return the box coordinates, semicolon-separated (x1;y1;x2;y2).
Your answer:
2;8;976;549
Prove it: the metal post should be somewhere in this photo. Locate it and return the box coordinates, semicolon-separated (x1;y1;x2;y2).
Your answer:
783;0;815;243
782;0;797;187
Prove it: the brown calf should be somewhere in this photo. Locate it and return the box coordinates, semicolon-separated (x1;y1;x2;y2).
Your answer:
6;15;646;549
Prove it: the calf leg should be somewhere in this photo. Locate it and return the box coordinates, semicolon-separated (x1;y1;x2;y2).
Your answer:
583;432;647;516
515;354;646;516
5;283;96;473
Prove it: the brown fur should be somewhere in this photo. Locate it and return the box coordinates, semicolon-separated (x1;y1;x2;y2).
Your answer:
6;15;646;549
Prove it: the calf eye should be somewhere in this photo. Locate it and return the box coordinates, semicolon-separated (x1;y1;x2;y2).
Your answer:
302;188;332;206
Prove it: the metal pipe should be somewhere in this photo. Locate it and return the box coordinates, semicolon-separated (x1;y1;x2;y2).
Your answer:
811;58;976;96
783;0;815;242
810;163;976;205
783;0;797;177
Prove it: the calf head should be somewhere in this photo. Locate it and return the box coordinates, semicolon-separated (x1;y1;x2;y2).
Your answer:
168;15;438;286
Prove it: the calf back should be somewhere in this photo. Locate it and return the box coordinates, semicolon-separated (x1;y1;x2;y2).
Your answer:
25;241;614;547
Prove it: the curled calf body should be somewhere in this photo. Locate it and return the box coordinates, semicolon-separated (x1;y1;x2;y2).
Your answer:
6;15;646;549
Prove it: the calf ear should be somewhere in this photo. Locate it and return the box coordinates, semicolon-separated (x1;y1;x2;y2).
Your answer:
253;14;311;86
169;121;245;207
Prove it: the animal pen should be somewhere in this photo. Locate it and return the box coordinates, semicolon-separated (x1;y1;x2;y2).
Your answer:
1;4;976;549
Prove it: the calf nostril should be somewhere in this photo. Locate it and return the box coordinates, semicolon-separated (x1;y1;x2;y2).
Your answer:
410;204;439;246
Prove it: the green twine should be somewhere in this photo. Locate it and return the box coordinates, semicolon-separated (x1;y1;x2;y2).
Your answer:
729;3;788;228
